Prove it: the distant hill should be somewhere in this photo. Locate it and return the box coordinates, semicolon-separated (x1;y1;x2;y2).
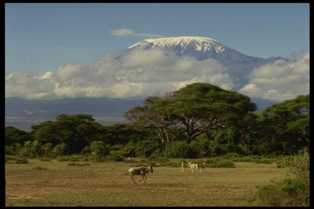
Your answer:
5;96;274;131
5;97;144;131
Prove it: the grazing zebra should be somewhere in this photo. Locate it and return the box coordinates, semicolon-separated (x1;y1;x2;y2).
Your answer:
181;161;201;173
128;165;153;184
188;162;199;173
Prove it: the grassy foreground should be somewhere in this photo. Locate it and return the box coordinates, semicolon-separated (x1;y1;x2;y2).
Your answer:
5;159;288;206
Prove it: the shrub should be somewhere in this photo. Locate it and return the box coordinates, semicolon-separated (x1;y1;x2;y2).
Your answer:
205;158;236;168
165;141;193;158
69;155;84;162
254;158;273;164
108;154;124;161
80;145;91;155
90;141;109;160
226;144;246;155
108;151;124;161
189;137;210;157
134;140;161;157
255;179;307;206
224;152;241;159
147;149;163;160
208;143;228;156
22;141;33;157
30;140;41;157
52;143;67;156
255;182;284;206
254;152;309;206
40;143;53;157
57;156;70;161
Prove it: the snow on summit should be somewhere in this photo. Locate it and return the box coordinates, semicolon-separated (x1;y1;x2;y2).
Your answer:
127;35;288;90
128;36;225;54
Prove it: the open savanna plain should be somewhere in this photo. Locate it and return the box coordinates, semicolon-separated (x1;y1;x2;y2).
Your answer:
5;158;289;206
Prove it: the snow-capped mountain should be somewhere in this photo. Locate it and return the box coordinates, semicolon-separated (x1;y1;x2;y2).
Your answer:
6;36;287;130
128;36;285;89
128;36;225;55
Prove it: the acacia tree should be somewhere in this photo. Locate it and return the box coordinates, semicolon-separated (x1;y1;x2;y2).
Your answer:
158;83;256;143
125;83;256;147
255;95;309;154
125;96;174;151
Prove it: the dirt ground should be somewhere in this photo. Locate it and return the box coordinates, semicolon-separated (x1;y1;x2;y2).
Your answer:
5;159;288;206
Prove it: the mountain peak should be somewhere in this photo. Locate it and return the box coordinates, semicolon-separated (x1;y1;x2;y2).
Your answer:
128;36;225;54
144;36;218;43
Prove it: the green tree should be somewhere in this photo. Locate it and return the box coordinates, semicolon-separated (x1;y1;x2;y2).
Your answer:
31;140;41;157
31;114;105;154
52;143;67;156
90;141;109;159
23;140;33;157
41;143;53;157
5;126;31;146
126;83;256;151
165;141;193;158
125;96;175;151
256;95;309;154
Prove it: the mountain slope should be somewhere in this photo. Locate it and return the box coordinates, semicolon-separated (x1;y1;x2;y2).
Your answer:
128;36;286;89
5;97;144;131
5;36;284;130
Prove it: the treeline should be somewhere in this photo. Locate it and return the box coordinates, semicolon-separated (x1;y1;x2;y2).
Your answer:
5;83;309;160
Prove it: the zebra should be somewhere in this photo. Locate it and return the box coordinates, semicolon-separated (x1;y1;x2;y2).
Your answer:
181;161;204;173
128;165;154;184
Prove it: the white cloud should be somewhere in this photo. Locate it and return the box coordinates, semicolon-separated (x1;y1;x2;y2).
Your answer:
111;28;163;38
5;73;56;99
6;45;309;102
5;48;234;99
239;53;309;102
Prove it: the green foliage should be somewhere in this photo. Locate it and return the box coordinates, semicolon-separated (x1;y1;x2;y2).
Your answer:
80;145;91;155
40;143;53;157
52;143;67;156
165;141;194;158
126;83;256;151
5;127;31;146
136;140;161;157
255;152;309;206
122;139;161;157
205;158;235;168
108;151;124;161
32;140;41;156
89;141;109;161
4;85;309;159
255;95;309;154
208;142;228;156
255;179;307;206
189;136;210;157
31;114;105;154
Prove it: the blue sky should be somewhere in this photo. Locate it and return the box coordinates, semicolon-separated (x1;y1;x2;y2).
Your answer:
5;3;309;73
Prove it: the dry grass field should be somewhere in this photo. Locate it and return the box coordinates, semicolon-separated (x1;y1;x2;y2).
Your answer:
5;159;288;206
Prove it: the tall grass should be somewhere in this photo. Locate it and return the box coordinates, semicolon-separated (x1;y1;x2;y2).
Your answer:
255;151;309;206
